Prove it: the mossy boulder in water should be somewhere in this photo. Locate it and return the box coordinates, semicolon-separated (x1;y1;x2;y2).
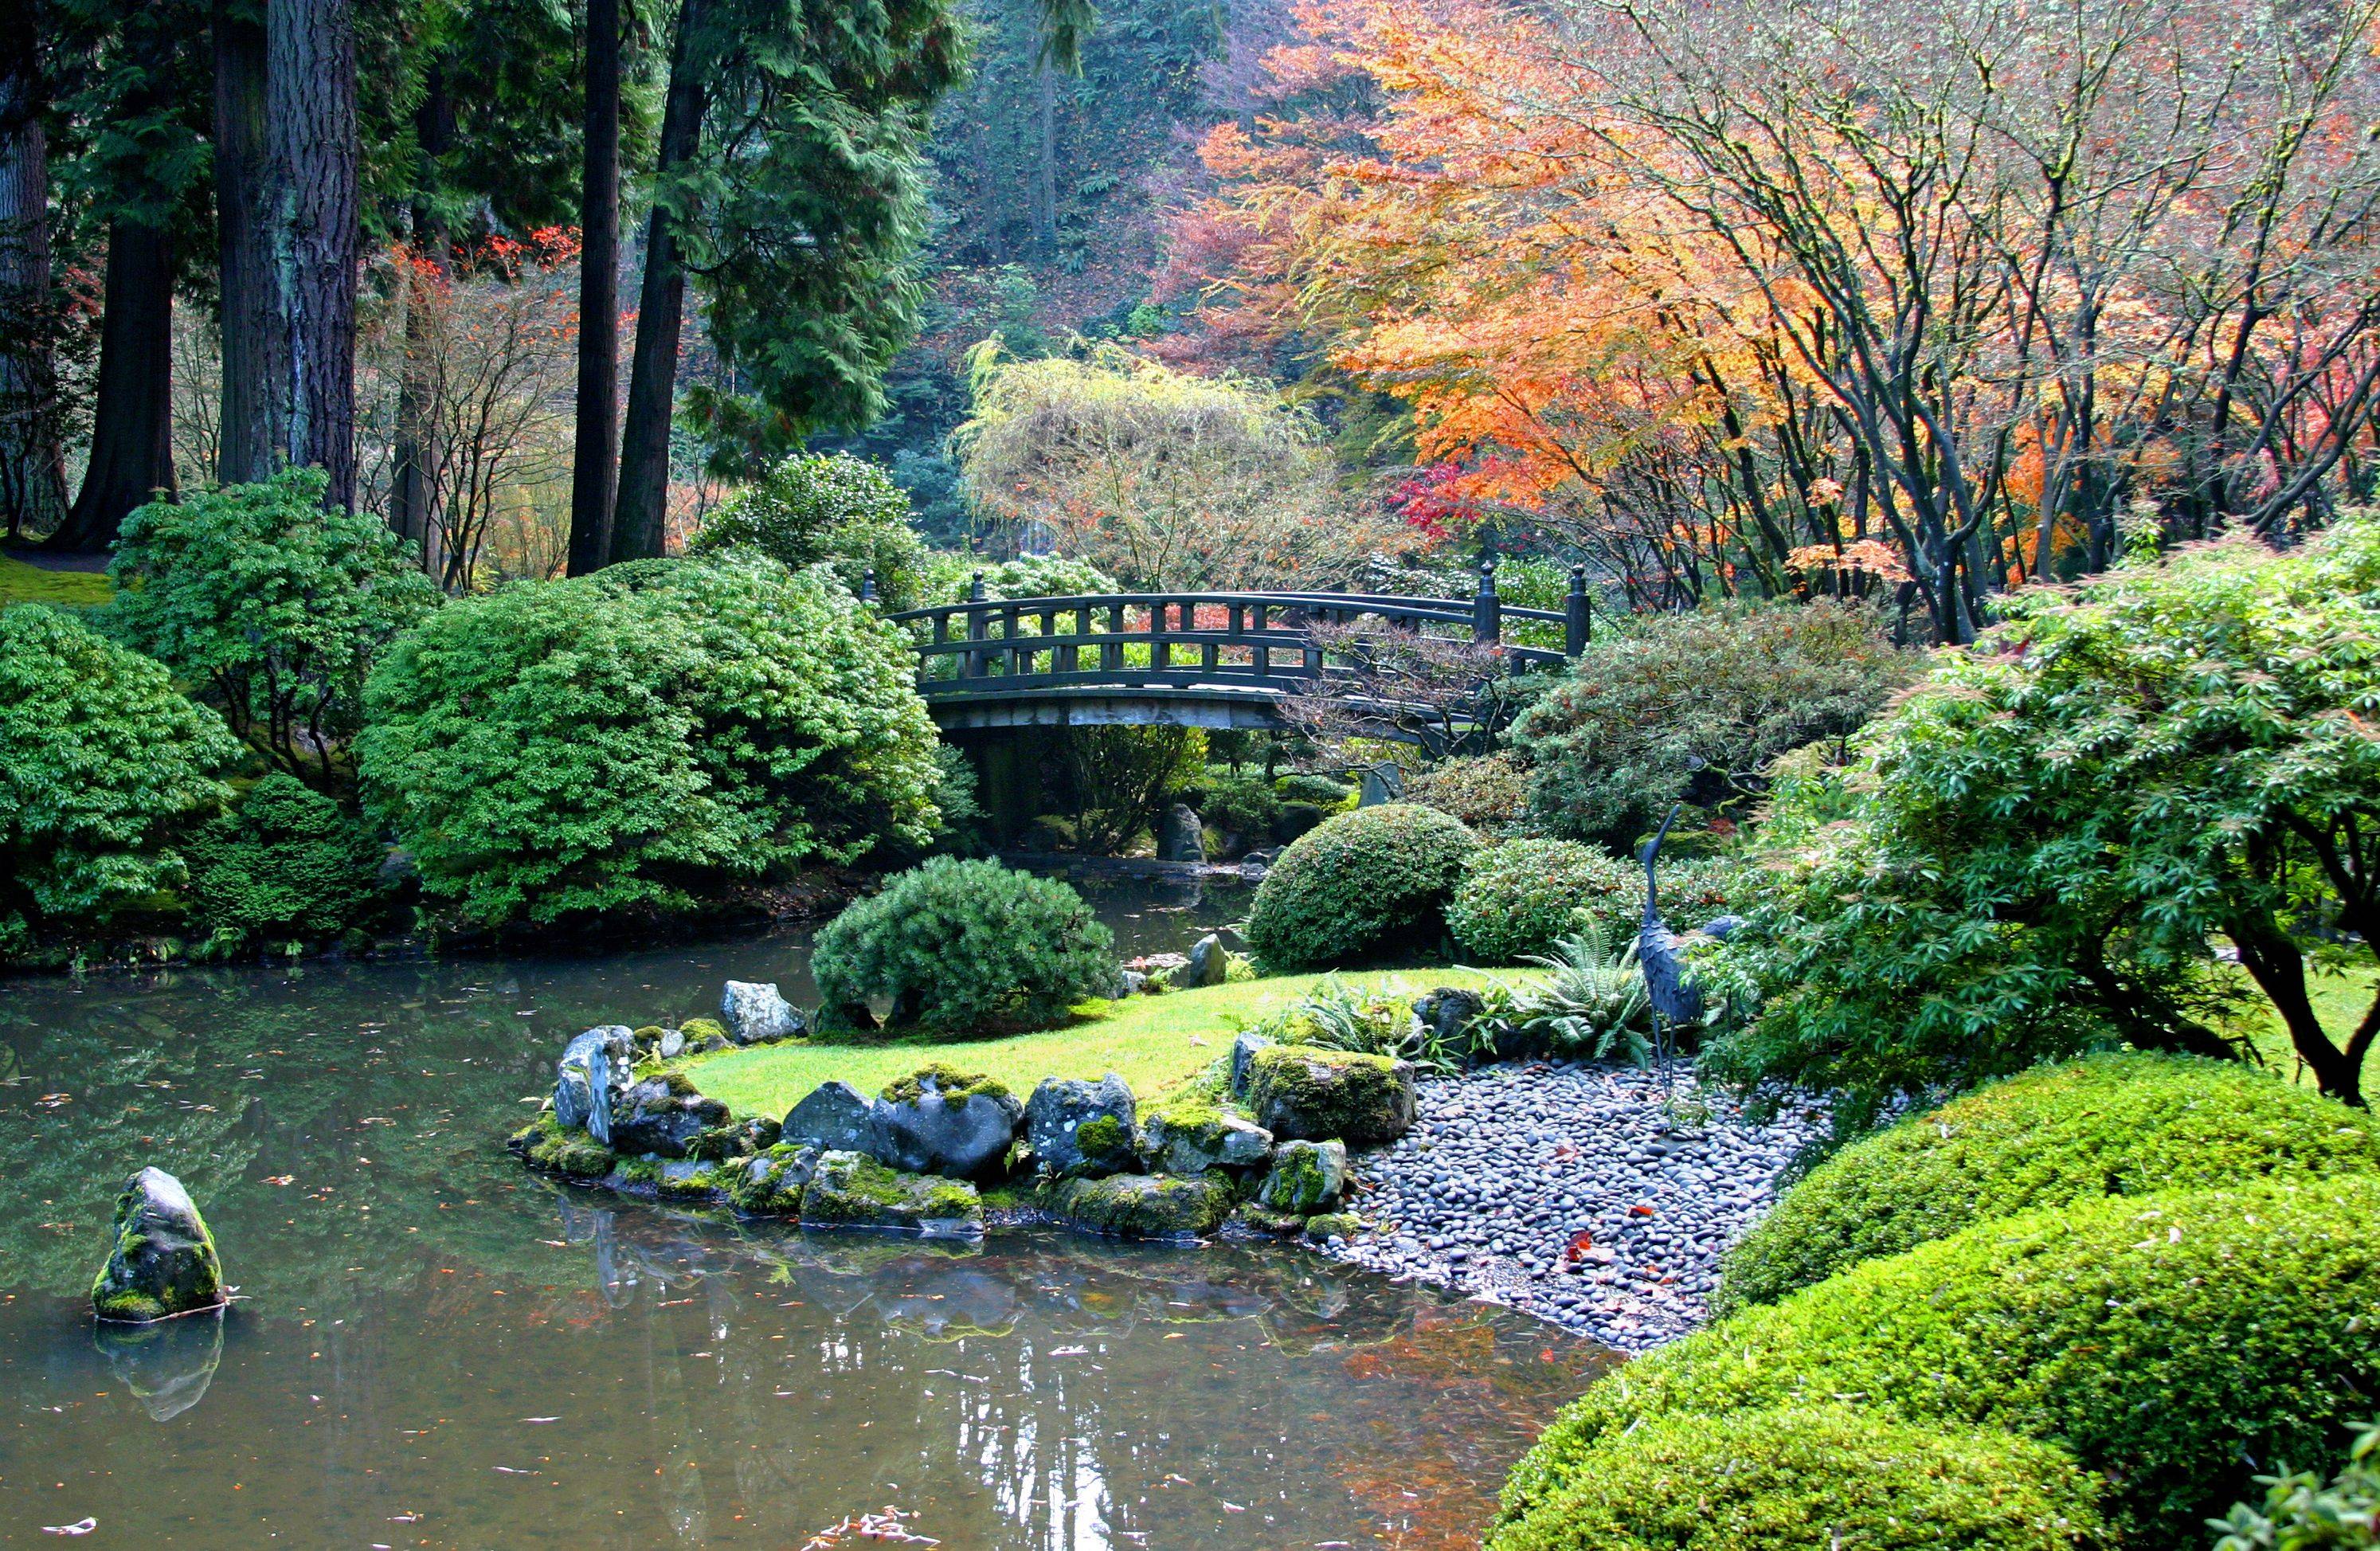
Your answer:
1141;1099;1272;1175
725;1142;821;1216
554;1024;635;1142
1246;1046;1415;1145
512;1114;618;1179
1041;1173;1235;1240
802;1150;984;1235
609;1072;730;1158
782;1080;882;1153
1024;1073;1140;1179
92;1168;226;1323
1257;1139;1348;1213
875;1065;1023;1180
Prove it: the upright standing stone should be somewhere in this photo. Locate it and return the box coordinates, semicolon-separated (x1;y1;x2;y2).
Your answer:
1158;803;1207;864
92;1168;226;1323
1358;762;1406;807
1182;932;1231;987
555;1025;636;1146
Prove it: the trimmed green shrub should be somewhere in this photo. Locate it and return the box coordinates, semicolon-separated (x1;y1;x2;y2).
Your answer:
812;857;1115;1033
1509;597;1915;850
0;605;243;957
687;452;929;609
358;554;938;928
108;468;441;781
1716;1053;2380;1314
187;773;388;949
918;551;1118;605
1406;751;1532;836
1193;765;1282;840
1489;1405;2107;1551
1449;838;1738;963
1242;804;1479;969
1277;773;1356;809
1503;1177;2380;1543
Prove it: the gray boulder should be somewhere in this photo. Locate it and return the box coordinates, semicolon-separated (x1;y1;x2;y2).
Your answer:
1024;1073;1140;1179
1158;803;1206;864
1181;932;1230;988
1358;760;1406;807
555;1024;636;1144
781;1080;882;1153
1228;1030;1275;1099
1112;968;1149;999
719;981;804;1044
92;1168;226;1323
1257;1139;1349;1213
608;1074;730;1158
1141;1101;1273;1175
875;1071;1024;1181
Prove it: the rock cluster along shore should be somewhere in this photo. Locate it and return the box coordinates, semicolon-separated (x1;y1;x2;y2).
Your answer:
512;978;1407;1245
1327;1060;1824;1353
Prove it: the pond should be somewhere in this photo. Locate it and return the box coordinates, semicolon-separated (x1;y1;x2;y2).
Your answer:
0;877;1607;1548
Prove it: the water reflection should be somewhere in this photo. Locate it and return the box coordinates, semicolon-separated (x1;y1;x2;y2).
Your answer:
0;878;1602;1549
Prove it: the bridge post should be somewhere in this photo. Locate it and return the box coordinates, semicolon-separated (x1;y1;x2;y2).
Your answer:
965;572;988;678
1565;564;1592;656
1472;558;1501;645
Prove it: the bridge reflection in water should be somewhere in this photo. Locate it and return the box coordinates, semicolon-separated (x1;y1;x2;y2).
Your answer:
880;561;1594;745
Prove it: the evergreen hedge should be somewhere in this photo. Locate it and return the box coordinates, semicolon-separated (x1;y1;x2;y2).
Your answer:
1241;803;1478;969
1501;1176;2380;1544
1716;1053;2380;1313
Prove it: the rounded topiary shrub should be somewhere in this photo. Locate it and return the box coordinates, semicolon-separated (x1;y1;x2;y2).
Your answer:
187;773;388;948
1489;1405;2105;1551
1716;1052;2380;1314
0;605;243;958
1448;839;1634;962
812;857;1116;1033
1242;804;1479;970
358;554;938;928
1503;1176;2380;1544
1406;751;1532;835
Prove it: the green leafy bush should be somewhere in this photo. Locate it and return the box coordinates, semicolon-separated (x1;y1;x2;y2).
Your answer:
1704;522;2380;1116
358;554;938;928
687;452;929;609
186;774;387;950
918;551;1118;605
811;856;1116;1033
107;468;441;782
1193;765;1282;840
1716;1053;2380;1314
1406;751;1533;835
1243;803;1479;969
1449;838;1736;963
1509;598;1915;851
1504;1177;2380;1543
0;605;243;956
2214;1418;2380;1550
1489;1405;2107;1551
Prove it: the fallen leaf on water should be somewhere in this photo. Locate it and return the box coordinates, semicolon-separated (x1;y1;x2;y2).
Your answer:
41;1521;96;1537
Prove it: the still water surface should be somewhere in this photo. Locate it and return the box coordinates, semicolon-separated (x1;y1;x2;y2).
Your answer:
0;879;1606;1548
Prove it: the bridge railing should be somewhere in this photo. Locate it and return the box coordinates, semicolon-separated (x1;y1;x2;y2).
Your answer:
878;562;1594;695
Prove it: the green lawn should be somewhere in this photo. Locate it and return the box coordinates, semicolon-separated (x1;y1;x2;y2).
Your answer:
2249;965;2380;1097
684;966;1542;1119
0;556;112;609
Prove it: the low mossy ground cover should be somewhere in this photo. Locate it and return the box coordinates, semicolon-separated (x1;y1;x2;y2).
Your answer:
0;556;112;609
683;968;1537;1118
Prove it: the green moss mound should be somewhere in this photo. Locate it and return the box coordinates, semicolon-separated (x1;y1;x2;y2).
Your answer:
1242;804;1478;970
1504;1177;2380;1543
1489;1406;2107;1551
879;1063;1012;1106
813;856;1116;1034
1716;1053;2380;1314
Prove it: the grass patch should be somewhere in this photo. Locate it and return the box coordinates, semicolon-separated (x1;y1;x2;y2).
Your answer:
2247;963;2380;1098
0;556;112;610
684;967;1541;1119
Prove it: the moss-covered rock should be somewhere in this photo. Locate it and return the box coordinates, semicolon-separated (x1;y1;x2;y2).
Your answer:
802;1150;984;1235
876;1065;1024;1179
91;1168;226;1324
1141;1098;1273;1173
724;1142;820;1216
1304;1211;1362;1241
1257;1138;1348;1213
1489;1406;2106;1551
654;1158;726;1202
880;1063;1014;1106
609;1071;731;1157
1041;1173;1235;1239
679;1016;731;1053
1024;1072;1140;1178
1246;1045;1416;1145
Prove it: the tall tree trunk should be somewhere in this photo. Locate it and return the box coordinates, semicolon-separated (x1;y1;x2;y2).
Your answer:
212;0;280;485
266;0;358;508
609;0;707;565
0;18;69;541
52;220;176;551
1032;64;1055;254
566;0;621;575
390;57;451;568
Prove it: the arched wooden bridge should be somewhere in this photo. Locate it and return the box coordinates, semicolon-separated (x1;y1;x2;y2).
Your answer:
878;562;1594;742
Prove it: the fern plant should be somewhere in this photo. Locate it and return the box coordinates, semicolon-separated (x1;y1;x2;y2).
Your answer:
1517;926;1651;1062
